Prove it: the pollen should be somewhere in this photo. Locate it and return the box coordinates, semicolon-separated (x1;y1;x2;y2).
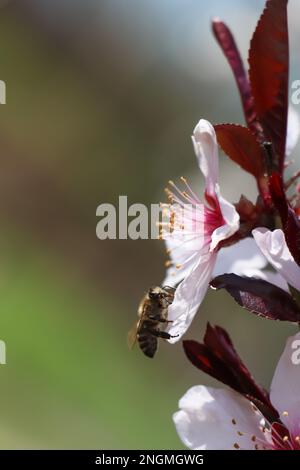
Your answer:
164;188;173;202
176;264;182;269
283;436;289;442
233;443;240;449
282;411;289;417
231;419;237;425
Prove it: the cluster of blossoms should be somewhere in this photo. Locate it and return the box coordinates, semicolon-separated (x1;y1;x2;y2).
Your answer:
158;0;300;450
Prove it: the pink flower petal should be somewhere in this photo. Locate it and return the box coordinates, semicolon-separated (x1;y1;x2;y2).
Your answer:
210;187;240;251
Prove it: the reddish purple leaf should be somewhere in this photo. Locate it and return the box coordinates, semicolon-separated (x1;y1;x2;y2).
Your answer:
249;0;289;173
183;340;239;390
211;273;300;322
214;124;266;177
183;323;278;422
269;172;300;267
215;124;270;203
212;19;260;133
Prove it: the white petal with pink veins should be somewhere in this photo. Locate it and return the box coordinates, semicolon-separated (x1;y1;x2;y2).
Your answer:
252;228;300;291
270;332;300;428
166;253;216;342
173;386;269;450
210;188;240;251
192;120;219;196
286;106;300;157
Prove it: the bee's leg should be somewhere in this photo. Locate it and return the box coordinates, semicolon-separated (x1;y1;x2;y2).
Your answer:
158;318;173;325
149;329;179;340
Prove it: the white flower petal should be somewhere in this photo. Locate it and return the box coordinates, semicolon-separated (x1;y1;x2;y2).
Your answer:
286;106;300;157
270;332;300;427
192;119;219;196
166;253;216;342
174;386;268;450
213;237;268;277
252;228;300;291
210;188;240;251
163;251;199;288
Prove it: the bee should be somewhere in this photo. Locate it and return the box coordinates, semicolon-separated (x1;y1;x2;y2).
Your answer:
128;286;178;358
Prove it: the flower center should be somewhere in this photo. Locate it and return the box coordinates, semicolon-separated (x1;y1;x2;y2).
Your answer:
159;177;224;272
230;407;300;451
270;412;300;450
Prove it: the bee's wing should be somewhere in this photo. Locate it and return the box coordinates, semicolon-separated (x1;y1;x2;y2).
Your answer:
127;321;139;349
128;296;146;350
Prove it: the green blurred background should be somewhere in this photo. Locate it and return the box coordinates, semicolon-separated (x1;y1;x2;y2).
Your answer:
0;0;299;449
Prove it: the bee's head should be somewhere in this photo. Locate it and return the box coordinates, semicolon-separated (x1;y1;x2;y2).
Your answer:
148;286;162;300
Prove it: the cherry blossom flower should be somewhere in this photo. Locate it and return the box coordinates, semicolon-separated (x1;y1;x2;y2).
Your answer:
161;119;240;342
174;327;300;450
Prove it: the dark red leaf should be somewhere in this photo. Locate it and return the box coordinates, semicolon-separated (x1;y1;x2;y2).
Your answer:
269;172;300;266
211;273;300;322
249;0;289;173
183;323;278;421
215;124;266;178
212;19;260;134
215;124;270;203
183;340;238;389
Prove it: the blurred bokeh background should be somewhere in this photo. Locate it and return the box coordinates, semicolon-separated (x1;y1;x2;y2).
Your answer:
0;0;299;449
